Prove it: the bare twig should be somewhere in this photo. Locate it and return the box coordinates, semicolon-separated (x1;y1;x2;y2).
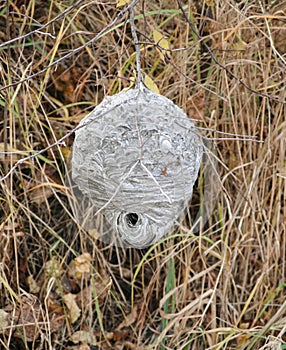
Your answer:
0;0;140;92
0;101;124;182
176;0;285;104
0;0;266;184
166;55;228;102
0;0;85;49
0;104;261;183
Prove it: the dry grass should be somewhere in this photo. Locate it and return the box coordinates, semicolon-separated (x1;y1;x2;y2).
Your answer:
0;0;286;349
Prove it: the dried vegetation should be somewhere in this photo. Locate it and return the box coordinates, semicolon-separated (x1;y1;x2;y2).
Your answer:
0;0;285;349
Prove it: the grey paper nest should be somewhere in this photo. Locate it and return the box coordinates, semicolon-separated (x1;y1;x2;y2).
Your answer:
72;84;203;248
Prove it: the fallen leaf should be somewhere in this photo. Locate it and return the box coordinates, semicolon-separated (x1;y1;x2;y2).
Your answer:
88;228;101;240
113;328;130;342
45;258;62;278
70;330;98;345
63;293;81;324
51;65;82;103
118;267;132;279
27;275;40;294
61;274;77;293
144;74;160;94
49;313;66;332
79;344;91;350
236;327;250;347
22;163;58;206
4;296;43;342
60;146;72;162
68;253;92;281
116;304;138;330
121;70;137;92
76;276;112;309
153;29;171;60
0;309;9;331
116;0;131;8
47;293;64;316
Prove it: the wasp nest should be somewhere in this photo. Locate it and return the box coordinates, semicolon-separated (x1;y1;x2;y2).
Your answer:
72;85;203;248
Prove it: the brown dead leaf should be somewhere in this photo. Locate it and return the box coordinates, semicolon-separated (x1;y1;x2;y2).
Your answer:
61;274;78;294
116;0;131;8
0;309;9;331
236;330;250;347
118;267;132;279
116;304;138;330
63;293;81;324
51;64;82;103
49;313;66;332
19;257;28;288
45;258;63;278
205;0;214;6
68;253;92;281
70;330;98;345
46;293;64;315
88;228;101;240
113;328;130;342
78;344;91;350
27;275;40;294
4;296;43;342
76;275;112;309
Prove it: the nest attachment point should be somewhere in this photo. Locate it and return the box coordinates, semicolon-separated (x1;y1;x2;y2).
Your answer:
72;85;203;248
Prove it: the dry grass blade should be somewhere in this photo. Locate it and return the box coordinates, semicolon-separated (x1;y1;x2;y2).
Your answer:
0;0;285;349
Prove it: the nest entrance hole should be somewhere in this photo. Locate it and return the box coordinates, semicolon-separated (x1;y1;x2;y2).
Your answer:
126;212;139;227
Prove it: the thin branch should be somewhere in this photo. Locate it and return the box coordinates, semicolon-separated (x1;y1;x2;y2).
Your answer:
0;112;263;183
0;101;125;182
0;0;85;49
166;55;227;102
176;0;285;104
134;29;227;101
0;0;140;92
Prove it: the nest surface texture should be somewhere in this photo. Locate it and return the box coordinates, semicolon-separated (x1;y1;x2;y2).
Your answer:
72;85;203;248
